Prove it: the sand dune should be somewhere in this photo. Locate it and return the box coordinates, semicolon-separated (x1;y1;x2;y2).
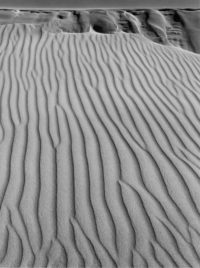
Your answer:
0;22;200;267
0;9;200;53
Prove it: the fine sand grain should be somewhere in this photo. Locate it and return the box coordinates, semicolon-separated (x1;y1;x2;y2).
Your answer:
0;24;200;267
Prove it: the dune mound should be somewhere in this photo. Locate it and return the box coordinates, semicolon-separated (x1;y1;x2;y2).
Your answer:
90;11;117;33
0;22;199;267
147;9;170;44
177;10;200;53
121;11;141;33
0;9;199;52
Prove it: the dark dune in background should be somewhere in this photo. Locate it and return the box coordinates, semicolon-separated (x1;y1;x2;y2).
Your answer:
0;0;199;9
0;9;199;53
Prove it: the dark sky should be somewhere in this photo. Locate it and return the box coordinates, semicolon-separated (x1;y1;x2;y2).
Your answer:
0;0;199;9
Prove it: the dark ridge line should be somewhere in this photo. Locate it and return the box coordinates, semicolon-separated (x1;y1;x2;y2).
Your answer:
122;175;188;245
51;39;61;147
58;103;85;266
149;241;164;267
71;217;102;267
160;218;200;264
90;33;144;238
78;34;136;264
128;38;194;151
114;33;183;161
7;208;23;267
69;219;87;267
156;217;193;267
152;48;199;132
139;41;183;114
120;179;187;246
0;26;6;143
180;148;200;170
20;25;31;92
153;45;200;149
150;240;179;267
98;33;184;211
126;50;200;223
153;217;188;267
45;239;55;268
45;34;59;239
128;36;200;170
90;31;190;241
99;38;146;151
14;26;22;124
56;36;76;218
0;25;11;62
0;73;5;144
123;177;198;266
25;24;43;254
133;248;149;268
68;35;101;247
119;181;157;240
39;34;54;148
0;226;9;264
9;29;21;126
31;28;44;250
0;24;16;211
79;34;138;243
42;28;61;242
56;238;69;267
14;24;36;264
188;226;200;262
57;35;107;265
161;46;200;121
0;25;7;54
68;35;118;266
119;34;193;229
177;81;200;126
58;106;85;267
53;147;58;239
78;37;135;262
32;30;51;252
75;38;119;259
91;34;169;264
130;39;200;184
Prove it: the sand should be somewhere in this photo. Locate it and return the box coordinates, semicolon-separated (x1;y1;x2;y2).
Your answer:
0;19;200;267
0;9;199;53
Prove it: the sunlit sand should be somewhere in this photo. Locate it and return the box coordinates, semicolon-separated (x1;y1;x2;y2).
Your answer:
0;9;199;267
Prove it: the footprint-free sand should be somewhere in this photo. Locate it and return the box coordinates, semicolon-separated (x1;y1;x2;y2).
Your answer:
0;22;200;267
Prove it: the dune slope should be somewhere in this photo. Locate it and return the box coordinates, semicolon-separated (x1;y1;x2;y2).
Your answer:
0;25;200;267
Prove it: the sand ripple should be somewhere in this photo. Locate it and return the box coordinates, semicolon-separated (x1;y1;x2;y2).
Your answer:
0;24;200;267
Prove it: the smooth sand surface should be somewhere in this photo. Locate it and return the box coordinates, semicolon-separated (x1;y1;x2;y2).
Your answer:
0;22;200;267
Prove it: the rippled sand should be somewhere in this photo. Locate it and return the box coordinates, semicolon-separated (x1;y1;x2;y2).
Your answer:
0;14;200;267
0;9;199;52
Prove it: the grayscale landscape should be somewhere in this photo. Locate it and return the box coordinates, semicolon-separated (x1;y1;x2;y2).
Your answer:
0;5;199;268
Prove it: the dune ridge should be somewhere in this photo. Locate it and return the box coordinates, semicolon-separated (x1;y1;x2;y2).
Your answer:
0;24;200;267
0;9;199;53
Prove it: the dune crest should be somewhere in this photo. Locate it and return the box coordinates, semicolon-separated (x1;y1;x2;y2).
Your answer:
0;9;199;52
0;23;200;267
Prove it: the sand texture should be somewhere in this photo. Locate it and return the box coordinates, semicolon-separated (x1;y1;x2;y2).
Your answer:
0;9;200;53
0;21;200;267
